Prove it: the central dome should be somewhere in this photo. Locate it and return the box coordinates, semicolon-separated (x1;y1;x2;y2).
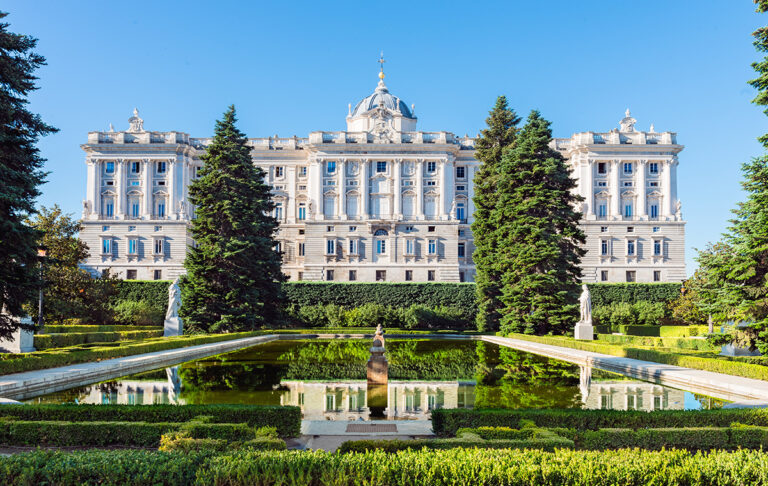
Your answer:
350;80;414;119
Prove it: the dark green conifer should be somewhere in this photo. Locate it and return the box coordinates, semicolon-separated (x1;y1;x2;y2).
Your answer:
181;106;285;333
471;96;520;332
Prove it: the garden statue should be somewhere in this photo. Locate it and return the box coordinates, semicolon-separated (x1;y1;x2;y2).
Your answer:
164;278;183;337
574;284;594;340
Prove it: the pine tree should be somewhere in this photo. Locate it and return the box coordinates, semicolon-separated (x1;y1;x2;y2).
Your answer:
181;106;285;333
0;12;56;338
471;96;520;332
494;111;585;335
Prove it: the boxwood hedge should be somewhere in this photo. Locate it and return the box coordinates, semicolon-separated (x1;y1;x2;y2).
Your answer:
34;330;163;350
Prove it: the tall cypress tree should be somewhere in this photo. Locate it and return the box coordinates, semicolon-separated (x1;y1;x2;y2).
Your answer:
181;106;285;333
494;111;585;335
0;12;56;338
471;96;520;332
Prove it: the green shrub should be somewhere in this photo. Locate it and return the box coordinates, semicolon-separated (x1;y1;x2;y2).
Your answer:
610;302;636;327
597;333;716;351
42;324;160;333
659;325;709;337
112;300;165;326
592;305;612;327
0;404;301;437
587;283;682;306
34;329;163;350
633;301;666;326
431;408;768;436
580;427;731;450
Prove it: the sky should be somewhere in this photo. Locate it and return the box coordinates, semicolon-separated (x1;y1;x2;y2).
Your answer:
5;0;767;275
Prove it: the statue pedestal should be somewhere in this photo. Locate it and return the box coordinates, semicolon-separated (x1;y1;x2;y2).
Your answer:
367;355;388;386
574;321;594;341
164;317;183;337
0;317;36;353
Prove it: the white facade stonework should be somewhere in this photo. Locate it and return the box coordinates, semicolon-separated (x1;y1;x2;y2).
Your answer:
80;78;685;283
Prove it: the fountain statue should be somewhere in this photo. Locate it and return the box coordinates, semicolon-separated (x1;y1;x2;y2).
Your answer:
367;324;388;417
574;284;595;340
164;278;184;337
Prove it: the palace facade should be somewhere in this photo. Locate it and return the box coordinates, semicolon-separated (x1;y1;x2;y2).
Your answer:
79;71;686;283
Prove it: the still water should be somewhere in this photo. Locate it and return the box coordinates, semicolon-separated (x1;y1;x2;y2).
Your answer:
26;339;726;420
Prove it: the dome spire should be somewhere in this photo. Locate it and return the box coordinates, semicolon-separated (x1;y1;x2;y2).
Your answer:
378;51;386;81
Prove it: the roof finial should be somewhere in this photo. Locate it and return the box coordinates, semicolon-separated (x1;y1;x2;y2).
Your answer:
625;108;631;118
378;51;386;81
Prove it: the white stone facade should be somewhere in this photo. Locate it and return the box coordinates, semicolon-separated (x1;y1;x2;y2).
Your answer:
80;78;685;283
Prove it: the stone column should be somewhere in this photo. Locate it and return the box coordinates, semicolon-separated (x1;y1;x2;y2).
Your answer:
610;159;620;219
585;159;594;217
416;159;424;220
670;157;679;219
393;158;402;219
87;159;100;219
142;159;152;219
662;159;673;218
467;165;476;224
636;160;647;219
309;159;323;221
438;160;446;220
168;157;177;220
443;158;455;220
287;166;297;223
116;159;126;219
338;159;346;220
361;159;369;218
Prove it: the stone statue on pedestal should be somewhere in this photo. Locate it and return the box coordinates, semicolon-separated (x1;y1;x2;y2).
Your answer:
574;284;595;340
164;278;183;337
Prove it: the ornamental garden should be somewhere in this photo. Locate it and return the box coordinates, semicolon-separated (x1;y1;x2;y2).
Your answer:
5;5;768;486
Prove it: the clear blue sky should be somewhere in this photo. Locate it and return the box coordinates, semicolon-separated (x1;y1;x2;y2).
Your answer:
5;1;766;275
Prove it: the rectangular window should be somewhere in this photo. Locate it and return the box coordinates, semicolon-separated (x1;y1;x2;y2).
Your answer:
456;184;465;191
102;225;110;232
623;162;632;174
300;166;307;177
650;204;658;219
627;240;636;256
128;238;138;255
427;161;436;172
600;240;609;256
128;225;136;232
298;243;305;256
349;270;357;281
326;269;334;281
428;239;437;255
654;239;662;256
376;239;386;254
426;180;436;186
428;226;435;232
157;161;166;174
456;203;465;222
297;272;303;280
598;204;607;218
649;181;659;187
106;201;114;217
126;269;137;280
275;241;281;253
456;166;465;179
275;166;284;178
654;270;661;282
130;181;140;186
597;162;607;174
349;239;358;255
153;270;162;280
626;271;636;283
326;239;335;255
459;271;465;283
102;238;112;254
105;161;115;174
649;162;659;174
600;226;608;233
326;161;336;174
624;204;632;218
627;226;634;232
274;203;283;220
154;238;163;255
623;181;633;187
405;225;415;232
427;270;436;281
298;205;306;221
327;225;334;232
376;270;386;281
131;161;140;173
458;242;466;258
405;270;413;281
458;229;465;237
601;270;609;282
157;202;165;218
596;181;607;187
349;226;357;232
131;202;140;218
405;239;415;255
376;161;387;173
653;226;660;233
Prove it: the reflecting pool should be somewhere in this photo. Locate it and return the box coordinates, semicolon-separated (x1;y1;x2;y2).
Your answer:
26;339;727;419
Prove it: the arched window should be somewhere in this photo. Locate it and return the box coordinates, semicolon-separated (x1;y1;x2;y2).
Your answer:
374;229;389;236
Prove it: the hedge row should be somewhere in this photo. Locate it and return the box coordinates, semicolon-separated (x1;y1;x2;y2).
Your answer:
5;448;766;486
587;283;682;306
42;325;159;333
506;333;768;381
159;427;285;453
34;330;163;350
598;333;715;351
430;408;768;436
614;325;709;337
116;280;171;313
0;420;255;447
0;331;265;376
0;404;301;437
285;303;472;329
575;426;768;451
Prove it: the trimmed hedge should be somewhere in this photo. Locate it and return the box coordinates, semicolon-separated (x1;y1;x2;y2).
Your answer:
116;280;172;313
578;427;749;451
0;404;301;437
34;330;163;350
158;435;286;453
0;420;255;447
0;331;265;376
3;448;768;485
42;325;160;333
613;325;709;337
431;408;768;436
597;333;715;351
586;283;682;306
506;333;768;381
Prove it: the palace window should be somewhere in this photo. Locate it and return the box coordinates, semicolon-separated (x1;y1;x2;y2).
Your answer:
126;269;137;280
627;226;634;232
131;161;140;174
349;270;357;281
456;202;465;222
653;226;660;233
427;161;436;172
326;161;336;174
597;162;607;174
298;243;305;257
405;225;415;232
426;180;436;186
274;202;283;221
650;204;659;220
600;239;609;256
600;226;608;233
349;226;357;232
105;161;115;174
376;239;386;254
300;166;307;177
128;225;136;232
101;238;112;255
326;239;336;255
624;203;633;218
601;270;609;282
130;181;140;186
326;270;334;281
156;199;166;218
153;270;162;280
456;184;466;191
626;271;636;283
405;270;413;281
376;270;386;281
349;239;359;255
458;242;466;258
274;241;282;254
649;181;659;187
428;226;435;232
459;271;465;282
598;203;607;219
623;181;633;187
456;166;466;179
131;200;141;218
127;238;138;256
627;239;636;256
275;166;284;178
428;239;437;255
405;238;415;256
654;239;662;256
376;161;387;173
157;161;167;174
327;225;334;232
102;225;110;232
623;162;633;174
428;270;436;281
649;162;659;174
654;270;662;282
153;238;164;255
596;181;607;187
298;204;306;221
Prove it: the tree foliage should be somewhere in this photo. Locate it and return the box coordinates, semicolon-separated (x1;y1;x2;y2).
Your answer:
181;106;285;333
471;96;520;332
493;111;585;335
0;11;57;337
